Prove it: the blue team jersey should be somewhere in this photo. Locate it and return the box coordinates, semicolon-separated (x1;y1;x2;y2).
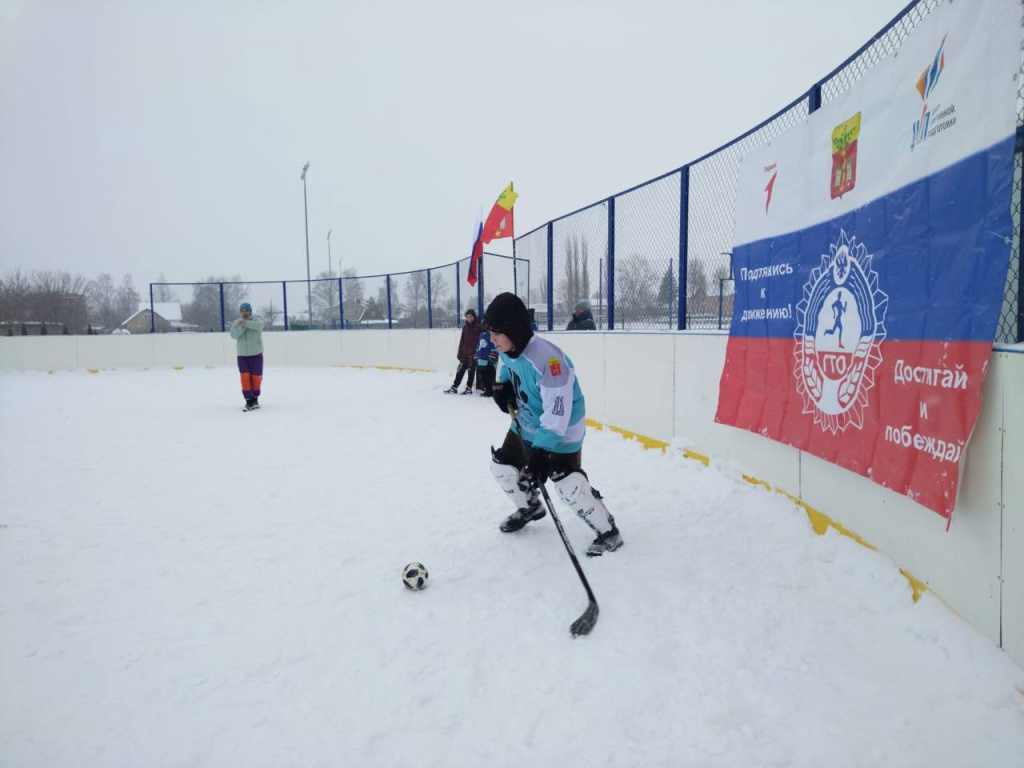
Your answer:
496;335;586;453
476;331;496;364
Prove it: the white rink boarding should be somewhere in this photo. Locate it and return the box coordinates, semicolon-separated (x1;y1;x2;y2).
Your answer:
2;329;1022;669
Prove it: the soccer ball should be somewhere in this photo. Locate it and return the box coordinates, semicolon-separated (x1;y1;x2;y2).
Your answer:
402;562;429;590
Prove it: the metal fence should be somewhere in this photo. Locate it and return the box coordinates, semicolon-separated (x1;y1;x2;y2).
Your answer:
146;253;529;333
151;0;1021;342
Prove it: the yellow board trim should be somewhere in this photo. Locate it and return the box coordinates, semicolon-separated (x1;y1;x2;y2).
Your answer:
585;415;928;604
343;365;433;373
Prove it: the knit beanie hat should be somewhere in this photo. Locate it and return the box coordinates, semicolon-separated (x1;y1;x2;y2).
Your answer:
239;302;253;313
482;293;534;355
575;299;591;312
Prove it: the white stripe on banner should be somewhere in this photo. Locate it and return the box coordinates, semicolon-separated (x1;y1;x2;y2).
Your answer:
733;0;1021;248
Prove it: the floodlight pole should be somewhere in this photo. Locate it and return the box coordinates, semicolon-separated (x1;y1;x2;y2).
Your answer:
301;162;312;328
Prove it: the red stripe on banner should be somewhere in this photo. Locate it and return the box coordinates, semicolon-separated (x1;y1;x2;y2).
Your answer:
716;337;993;520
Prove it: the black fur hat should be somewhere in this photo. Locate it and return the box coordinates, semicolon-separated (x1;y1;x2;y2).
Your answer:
482;292;534;355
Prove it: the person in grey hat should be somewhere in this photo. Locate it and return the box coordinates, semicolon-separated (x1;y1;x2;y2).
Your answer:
230;302;265;411
566;298;596;330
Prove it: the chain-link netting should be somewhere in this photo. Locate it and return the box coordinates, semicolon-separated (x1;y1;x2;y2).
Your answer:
480;253;530;311
230;282;289;331
342;275;388;329
1002;141;1023;344
687;101;809;330
150;1;1021;342
552;204;608;330
455;256;480;319
428;264;459;328
388;270;430;329
818;0;943;104
514;228;549;329
613;174;681;330
1002;26;1024;344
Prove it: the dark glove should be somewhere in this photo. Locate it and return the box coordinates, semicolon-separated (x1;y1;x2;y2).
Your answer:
493;382;515;414
524;449;551;484
488;350;498;364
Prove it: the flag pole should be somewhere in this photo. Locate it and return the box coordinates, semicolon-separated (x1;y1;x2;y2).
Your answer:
510;181;518;298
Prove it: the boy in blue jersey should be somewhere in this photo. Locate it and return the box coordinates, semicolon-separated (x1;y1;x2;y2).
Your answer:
475;328;498;396
481;293;622;556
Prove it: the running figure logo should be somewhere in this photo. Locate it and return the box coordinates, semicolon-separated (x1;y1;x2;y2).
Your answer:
793;230;888;434
823;291;848;348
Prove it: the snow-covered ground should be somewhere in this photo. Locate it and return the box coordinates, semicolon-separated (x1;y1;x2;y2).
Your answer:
1;366;1022;768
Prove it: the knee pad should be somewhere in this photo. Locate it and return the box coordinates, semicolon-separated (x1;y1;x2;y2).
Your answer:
553;472;614;534
491;453;532;509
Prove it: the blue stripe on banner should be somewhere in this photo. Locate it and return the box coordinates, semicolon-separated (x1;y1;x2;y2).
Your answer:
729;135;1015;342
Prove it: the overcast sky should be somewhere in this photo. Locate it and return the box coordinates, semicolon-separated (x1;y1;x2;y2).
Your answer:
0;0;909;292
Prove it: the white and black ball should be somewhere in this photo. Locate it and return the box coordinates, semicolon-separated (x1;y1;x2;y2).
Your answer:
402;562;429;591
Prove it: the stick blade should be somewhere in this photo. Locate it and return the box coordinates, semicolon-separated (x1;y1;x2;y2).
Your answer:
570;600;599;637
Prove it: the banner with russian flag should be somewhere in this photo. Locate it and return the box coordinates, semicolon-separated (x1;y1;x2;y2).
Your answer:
715;0;1021;522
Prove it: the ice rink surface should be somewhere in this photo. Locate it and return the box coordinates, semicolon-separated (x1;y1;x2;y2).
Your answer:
1;367;1022;767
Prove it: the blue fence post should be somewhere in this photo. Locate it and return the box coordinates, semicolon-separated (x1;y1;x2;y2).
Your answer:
338;278;344;329
808;83;822;115
427;270;433;329
607;197;616;330
282;282;289;331
386;275;393;329
679;166;690;330
546;223;554;331
456;262;461;320
219;283;225;332
149;284;155;334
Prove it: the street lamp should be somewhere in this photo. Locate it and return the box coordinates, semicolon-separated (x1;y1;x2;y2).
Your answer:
301;162;312;328
327;229;333;279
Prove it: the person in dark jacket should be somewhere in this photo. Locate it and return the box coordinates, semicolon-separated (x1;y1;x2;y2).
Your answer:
566;299;596;330
444;309;480;394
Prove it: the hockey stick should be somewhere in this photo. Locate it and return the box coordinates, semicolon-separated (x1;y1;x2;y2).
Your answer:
510;408;599;637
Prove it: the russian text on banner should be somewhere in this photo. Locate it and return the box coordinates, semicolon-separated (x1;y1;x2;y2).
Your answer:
714;0;1020;522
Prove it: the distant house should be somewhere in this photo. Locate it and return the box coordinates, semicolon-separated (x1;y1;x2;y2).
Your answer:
121;302;191;334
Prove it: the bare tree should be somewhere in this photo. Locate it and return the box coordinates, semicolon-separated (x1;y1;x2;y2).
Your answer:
687;258;710;317
115;275;140;326
153;273;179;303
310;270;341;327
401;271;428;328
182;275;247;331
28;270;92;333
615;255;655;329
0;268;31;329
88;273;119;329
